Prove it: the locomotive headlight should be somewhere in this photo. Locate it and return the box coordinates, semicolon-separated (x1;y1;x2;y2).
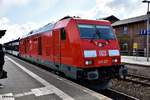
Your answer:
112;58;118;63
85;60;93;65
84;50;97;58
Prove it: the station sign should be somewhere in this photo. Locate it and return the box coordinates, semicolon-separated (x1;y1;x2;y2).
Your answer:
133;43;138;49
139;29;150;35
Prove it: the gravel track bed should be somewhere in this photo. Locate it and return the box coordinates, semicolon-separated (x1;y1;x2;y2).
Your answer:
111;79;150;100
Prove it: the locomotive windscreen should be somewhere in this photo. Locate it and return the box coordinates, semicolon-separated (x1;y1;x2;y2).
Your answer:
78;24;116;40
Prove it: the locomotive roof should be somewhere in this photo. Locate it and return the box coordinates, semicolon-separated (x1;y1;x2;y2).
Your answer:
33;22;55;34
21;16;111;39
22;22;55;39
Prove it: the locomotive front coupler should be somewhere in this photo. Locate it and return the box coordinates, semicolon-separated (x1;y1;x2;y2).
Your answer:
119;64;128;79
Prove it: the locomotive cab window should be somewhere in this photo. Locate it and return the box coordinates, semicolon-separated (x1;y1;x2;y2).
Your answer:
78;24;116;40
61;28;66;40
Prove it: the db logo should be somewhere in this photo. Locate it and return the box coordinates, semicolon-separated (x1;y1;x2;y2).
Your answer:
99;50;107;56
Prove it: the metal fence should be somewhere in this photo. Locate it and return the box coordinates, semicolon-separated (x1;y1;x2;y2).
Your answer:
120;50;149;57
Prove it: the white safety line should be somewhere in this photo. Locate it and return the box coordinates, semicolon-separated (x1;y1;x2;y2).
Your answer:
31;87;54;96
6;56;74;100
63;80;112;100
14;91;33;98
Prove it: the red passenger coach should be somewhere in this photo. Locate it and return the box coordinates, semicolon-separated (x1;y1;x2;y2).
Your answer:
19;16;127;88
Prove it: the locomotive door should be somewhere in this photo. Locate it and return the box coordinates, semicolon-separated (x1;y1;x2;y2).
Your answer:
53;29;61;68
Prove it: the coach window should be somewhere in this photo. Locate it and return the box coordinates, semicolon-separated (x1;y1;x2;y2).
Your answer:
61;28;66;40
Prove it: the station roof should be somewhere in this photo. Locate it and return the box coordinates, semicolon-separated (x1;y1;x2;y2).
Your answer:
99;15;120;23
112;15;149;26
4;38;20;45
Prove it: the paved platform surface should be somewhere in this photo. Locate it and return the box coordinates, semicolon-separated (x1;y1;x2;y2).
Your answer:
0;55;111;100
121;56;150;66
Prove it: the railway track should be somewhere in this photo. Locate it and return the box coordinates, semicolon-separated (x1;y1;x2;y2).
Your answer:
124;74;150;86
99;88;139;100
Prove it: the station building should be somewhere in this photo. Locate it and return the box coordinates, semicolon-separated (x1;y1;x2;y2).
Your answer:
111;15;150;56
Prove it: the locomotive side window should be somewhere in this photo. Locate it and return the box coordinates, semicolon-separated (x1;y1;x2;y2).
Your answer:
61;28;66;40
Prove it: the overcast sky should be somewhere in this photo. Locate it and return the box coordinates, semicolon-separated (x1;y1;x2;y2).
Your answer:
0;0;147;43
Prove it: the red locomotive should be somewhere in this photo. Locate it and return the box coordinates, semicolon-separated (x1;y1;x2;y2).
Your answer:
6;16;127;89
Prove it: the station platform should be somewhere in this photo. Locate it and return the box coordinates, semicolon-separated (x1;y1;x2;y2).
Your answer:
121;56;150;66
0;55;111;100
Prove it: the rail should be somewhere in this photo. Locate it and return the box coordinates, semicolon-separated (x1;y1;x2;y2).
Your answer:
123;74;150;86
99;88;139;100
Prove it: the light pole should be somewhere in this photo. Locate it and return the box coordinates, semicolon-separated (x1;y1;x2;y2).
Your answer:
142;0;150;61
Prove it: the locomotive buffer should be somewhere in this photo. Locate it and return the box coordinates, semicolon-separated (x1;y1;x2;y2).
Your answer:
0;55;111;100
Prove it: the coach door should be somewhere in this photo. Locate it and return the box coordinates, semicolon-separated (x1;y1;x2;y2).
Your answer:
38;37;42;55
53;29;61;68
